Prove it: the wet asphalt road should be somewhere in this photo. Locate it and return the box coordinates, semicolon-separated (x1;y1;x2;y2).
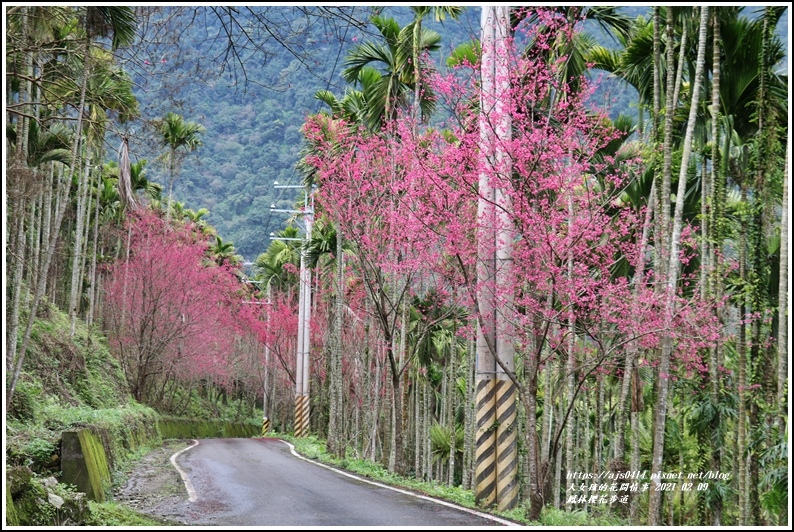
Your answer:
175;438;510;527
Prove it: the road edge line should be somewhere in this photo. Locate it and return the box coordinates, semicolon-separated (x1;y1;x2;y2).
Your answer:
277;439;520;527
170;439;200;502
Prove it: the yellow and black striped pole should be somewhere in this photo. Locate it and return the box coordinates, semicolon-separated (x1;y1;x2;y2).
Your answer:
294;394;310;438
475;376;497;508
262;416;270;436
495;376;518;510
476;371;518;512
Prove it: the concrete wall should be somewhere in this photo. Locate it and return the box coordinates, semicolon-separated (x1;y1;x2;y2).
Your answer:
157;417;260;439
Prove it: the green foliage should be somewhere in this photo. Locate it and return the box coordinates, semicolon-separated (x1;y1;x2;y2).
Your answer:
7;379;41;422
535;506;629;526
12;478;55;526
6;487;20;526
4;299;165;512
429;423;463;463
19;438;58;468
85;501;168;526
8;351;157;480
759;436;788;523
8;474;86;526
8;301;131;422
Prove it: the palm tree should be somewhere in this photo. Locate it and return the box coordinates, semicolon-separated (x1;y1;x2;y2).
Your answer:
129;159;163;204
648;7;710;525
255;226;302;294
7;6;137;407
406;6;464;123
524;7;632;100
342;15;441;130
156;112;204;221
210;235;240;267
184;207;212;234
585;15;658;139
776;144;788;433
5;120;73;387
69;62;139;334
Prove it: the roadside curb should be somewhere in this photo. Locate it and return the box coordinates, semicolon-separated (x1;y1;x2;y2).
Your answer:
170;439;200;502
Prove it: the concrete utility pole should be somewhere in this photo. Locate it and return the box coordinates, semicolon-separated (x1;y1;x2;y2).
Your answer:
475;5;517;512
263;283;272;435
270;183;314;437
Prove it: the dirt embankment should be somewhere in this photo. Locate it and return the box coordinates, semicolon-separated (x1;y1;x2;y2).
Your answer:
114;440;197;525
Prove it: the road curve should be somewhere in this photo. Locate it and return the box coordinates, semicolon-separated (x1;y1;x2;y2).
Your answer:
174;437;511;526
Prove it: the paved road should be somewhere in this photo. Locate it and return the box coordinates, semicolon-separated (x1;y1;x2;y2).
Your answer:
174;438;512;526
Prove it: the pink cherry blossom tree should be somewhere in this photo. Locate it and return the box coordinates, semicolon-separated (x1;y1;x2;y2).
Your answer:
303;7;720;517
104;208;264;404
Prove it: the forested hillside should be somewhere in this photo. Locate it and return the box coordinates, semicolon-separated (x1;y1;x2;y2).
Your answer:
122;6;485;261
5;5;789;527
122;5;787;262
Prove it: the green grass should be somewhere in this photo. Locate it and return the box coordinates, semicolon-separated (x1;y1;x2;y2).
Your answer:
85;501;175;526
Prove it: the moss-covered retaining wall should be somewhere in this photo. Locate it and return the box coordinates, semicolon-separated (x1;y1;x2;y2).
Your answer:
157;416;260;439
6;485;20;526
61;430;111;502
8;412;259;526
58;406;162;502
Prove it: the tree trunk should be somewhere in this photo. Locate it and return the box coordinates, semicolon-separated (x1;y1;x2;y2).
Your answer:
40;163;55;297
777;144;789;432
327;229;345;457
69;150;92;333
651;6;662;279
708;13;724;524
7;32;92;406
541;356;552;465
649;8;709;525
415;371;422;478
447;341;456;487
581;389;588;513
76;168;94;319
30;192;41;301
629;409;641;523
462;335;475;490
15;6;32;160
87;170;102;327
166;149;175;222
737;184;749;525
423;377;431;480
553;360;564;509
368;342;382;462
524;350;544;521
388;342;398;472
412;14;422;124
595;378;603;474
657;6;677;282
6;5;32;378
671;18;688;113
6;194;27;374
565;191;576;512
